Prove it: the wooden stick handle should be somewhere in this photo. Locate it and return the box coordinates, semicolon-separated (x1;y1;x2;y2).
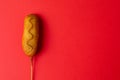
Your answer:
30;57;33;80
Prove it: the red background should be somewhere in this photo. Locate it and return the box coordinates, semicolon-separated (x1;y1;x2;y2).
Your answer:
0;0;120;80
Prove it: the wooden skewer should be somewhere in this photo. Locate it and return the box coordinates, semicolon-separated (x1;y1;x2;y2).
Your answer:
30;57;33;80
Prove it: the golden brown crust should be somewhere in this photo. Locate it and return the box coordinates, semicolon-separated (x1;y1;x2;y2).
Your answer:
22;14;39;57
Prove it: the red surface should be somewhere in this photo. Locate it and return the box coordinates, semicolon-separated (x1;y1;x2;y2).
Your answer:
0;0;120;80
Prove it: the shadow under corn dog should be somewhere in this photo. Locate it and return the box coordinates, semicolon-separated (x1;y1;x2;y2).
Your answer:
36;14;44;54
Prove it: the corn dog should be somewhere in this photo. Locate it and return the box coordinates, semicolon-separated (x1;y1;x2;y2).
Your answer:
22;14;39;57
